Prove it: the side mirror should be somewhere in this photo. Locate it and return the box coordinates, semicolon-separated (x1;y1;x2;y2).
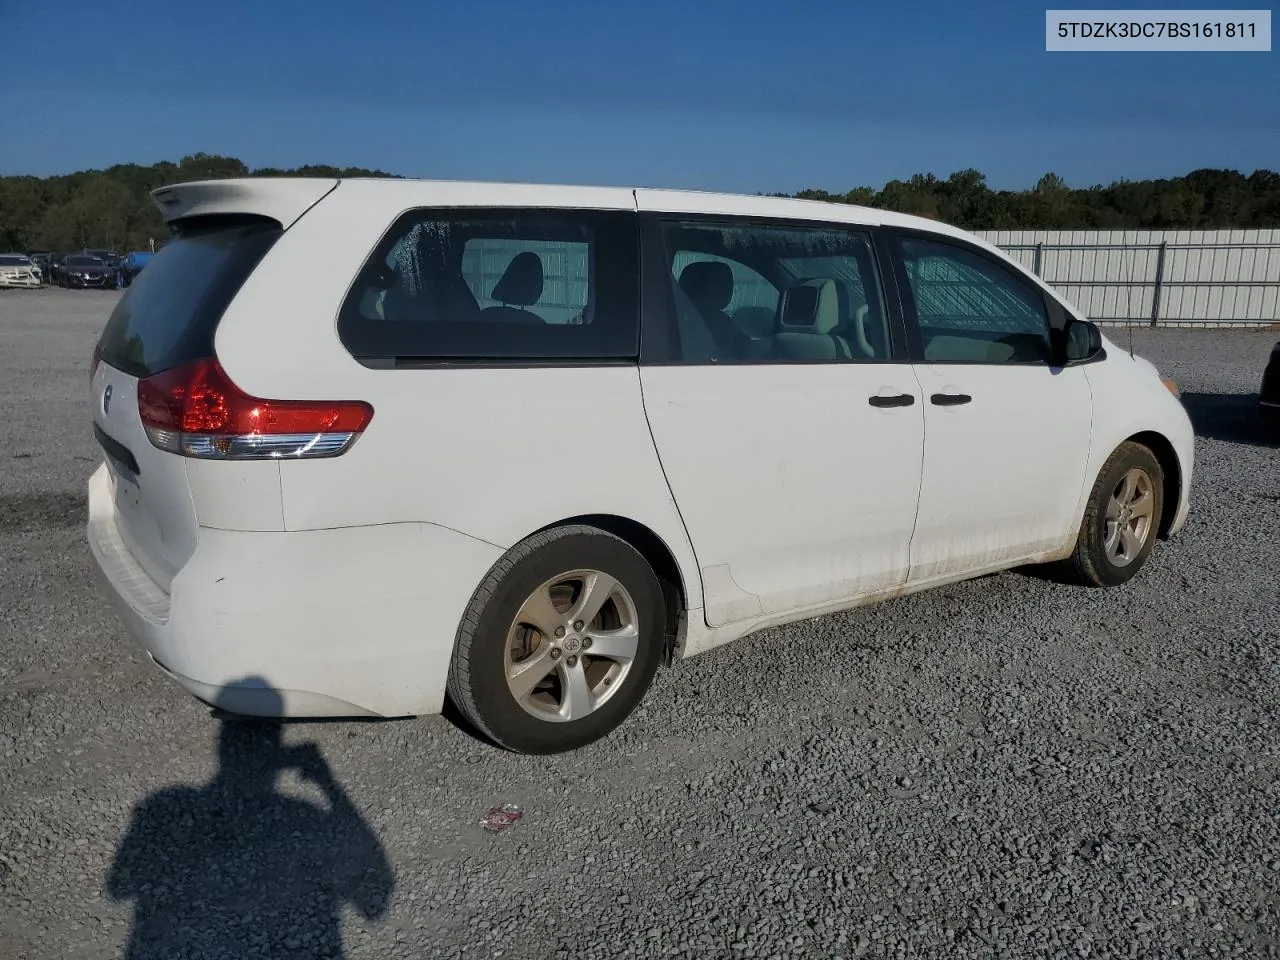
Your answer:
1062;317;1103;365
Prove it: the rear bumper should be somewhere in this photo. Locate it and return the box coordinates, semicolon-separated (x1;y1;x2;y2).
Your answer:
87;464;503;718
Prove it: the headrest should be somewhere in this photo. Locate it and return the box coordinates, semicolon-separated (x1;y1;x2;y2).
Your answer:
777;279;839;335
491;251;544;306
678;260;733;312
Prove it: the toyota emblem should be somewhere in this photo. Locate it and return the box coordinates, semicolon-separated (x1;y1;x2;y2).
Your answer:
103;384;113;415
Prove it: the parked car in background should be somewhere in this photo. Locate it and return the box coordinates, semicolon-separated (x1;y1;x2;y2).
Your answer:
58;254;115;289
29;251;53;278
77;249;125;286
1260;340;1280;433
120;251;153;287
47;254;70;285
0;253;43;288
86;177;1195;753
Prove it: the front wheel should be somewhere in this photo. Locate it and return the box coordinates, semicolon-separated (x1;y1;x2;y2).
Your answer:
1056;441;1165;587
446;525;666;754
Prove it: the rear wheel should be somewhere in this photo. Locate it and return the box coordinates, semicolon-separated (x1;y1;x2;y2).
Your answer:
1056;441;1164;587
446;525;665;754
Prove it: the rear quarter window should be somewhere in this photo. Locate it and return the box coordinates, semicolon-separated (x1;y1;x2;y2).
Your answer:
337;209;639;364
96;217;282;378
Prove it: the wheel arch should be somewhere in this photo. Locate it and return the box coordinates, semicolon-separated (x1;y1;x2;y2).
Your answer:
531;514;689;664
1124;430;1181;539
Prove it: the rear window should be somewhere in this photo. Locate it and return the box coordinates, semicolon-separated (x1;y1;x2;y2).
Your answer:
96;217;282;377
337;208;638;363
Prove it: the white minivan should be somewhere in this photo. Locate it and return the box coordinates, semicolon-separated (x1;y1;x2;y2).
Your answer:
87;178;1194;753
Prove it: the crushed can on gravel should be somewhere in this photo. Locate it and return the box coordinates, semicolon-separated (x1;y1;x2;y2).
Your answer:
479;803;524;833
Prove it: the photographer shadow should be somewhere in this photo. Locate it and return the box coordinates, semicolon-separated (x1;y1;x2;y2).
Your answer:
107;678;393;959
1179;392;1279;449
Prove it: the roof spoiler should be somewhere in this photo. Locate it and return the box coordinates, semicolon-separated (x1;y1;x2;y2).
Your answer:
150;178;340;229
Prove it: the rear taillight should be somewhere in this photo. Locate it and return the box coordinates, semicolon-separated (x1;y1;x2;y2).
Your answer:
136;358;373;460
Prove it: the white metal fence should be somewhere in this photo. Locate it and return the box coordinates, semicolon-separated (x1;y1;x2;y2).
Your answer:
975;229;1280;328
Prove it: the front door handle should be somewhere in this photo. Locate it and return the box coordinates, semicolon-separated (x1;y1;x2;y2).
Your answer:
868;393;916;408
930;392;972;406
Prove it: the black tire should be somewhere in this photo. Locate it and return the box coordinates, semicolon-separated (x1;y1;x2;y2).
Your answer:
446;524;666;754
1055;441;1165;587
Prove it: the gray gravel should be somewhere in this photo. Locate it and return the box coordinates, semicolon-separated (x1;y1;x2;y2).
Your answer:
1;289;1278;959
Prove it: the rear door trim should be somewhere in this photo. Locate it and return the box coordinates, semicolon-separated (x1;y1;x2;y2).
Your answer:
94;422;141;480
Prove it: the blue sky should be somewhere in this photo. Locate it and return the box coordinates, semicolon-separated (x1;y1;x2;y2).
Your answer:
2;0;1276;193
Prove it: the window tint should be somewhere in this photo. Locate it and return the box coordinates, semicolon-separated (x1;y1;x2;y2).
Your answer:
898;237;1051;364
464;238;589;324
96;217;282;378
338;209;638;363
672;251;778;311
658;221;891;364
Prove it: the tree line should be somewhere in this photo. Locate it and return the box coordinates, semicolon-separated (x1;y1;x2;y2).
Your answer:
776;168;1280;232
0;153;401;253
2;154;1278;253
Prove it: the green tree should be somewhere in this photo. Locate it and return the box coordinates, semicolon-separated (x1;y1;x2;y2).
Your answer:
0;177;47;249
3;158;1279;250
878;175;940;219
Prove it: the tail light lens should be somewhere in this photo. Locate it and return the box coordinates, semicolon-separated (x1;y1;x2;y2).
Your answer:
137;358;373;460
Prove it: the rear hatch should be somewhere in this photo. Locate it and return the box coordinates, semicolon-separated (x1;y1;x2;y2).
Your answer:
90;217;283;590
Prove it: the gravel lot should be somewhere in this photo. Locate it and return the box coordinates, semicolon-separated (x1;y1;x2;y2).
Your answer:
1;288;1277;960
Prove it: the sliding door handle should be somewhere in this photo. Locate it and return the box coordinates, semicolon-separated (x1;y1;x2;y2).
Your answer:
868;393;916;408
930;392;972;406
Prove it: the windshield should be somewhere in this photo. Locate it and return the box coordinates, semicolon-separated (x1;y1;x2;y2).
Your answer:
0;255;31;265
67;256;103;266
